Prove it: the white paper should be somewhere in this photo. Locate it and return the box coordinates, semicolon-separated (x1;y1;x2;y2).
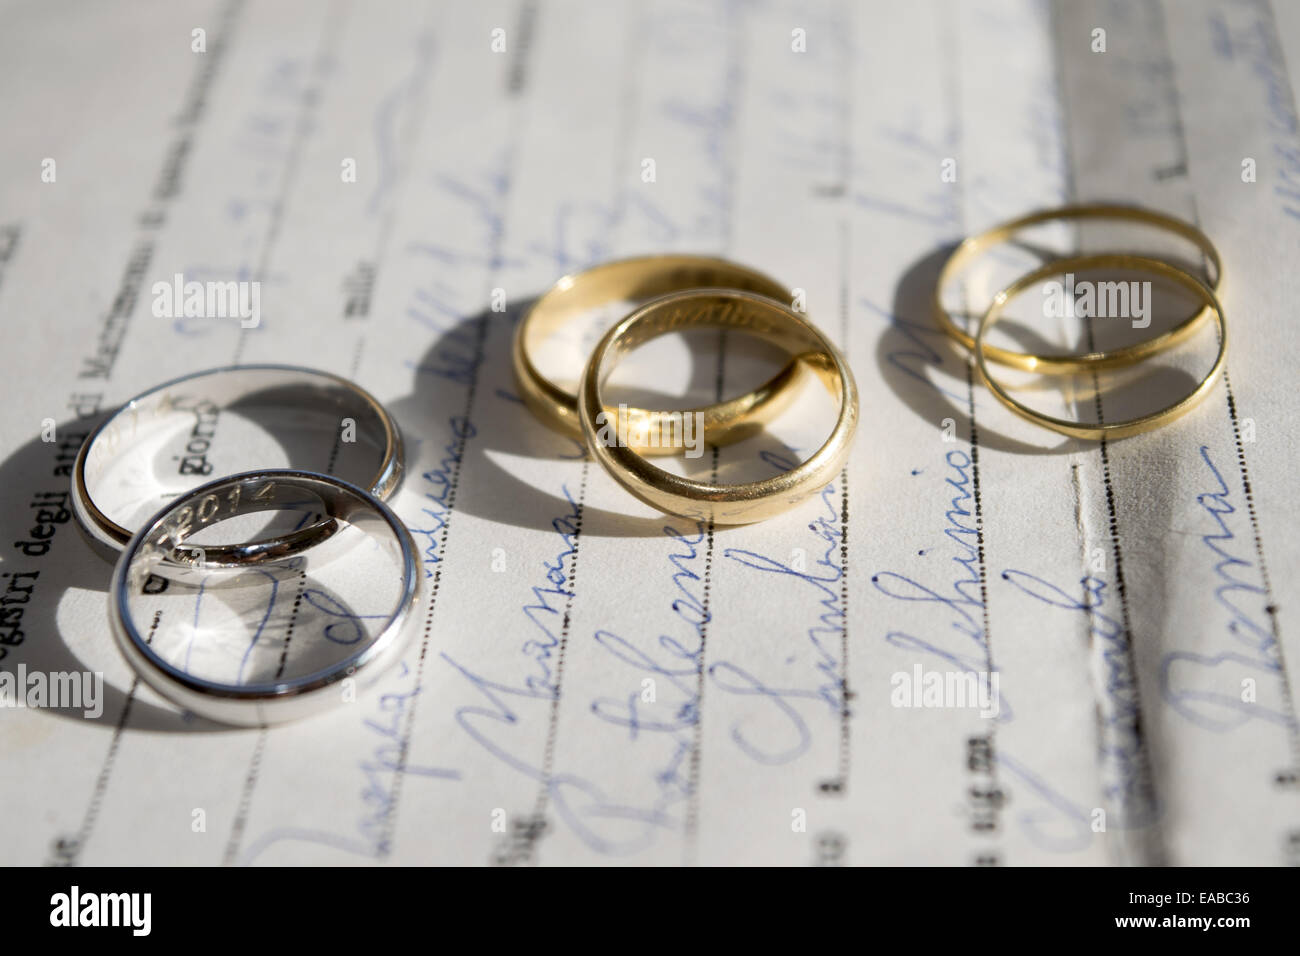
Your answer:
1;0;1297;866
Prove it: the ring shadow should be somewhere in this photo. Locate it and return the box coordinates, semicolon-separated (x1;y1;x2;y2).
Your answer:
12;248;1209;730
876;243;1069;455
1;420;204;731
386;296;806;538
11;304;807;728
2;416;390;733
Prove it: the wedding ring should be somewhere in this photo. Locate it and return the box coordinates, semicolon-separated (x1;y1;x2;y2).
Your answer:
72;365;403;564
578;289;858;524
109;469;420;726
515;254;807;454
936;203;1222;372
974;253;1227;440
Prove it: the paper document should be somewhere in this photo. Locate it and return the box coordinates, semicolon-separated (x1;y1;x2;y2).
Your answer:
0;0;1297;866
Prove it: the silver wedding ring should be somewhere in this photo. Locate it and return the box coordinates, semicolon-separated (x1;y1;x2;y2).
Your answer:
72;364;404;566
110;470;420;726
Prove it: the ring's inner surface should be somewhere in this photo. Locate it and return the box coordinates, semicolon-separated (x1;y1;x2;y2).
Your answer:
122;474;408;690
525;257;789;367
521;257;815;452
939;211;1221;366
979;255;1225;431
83;369;391;542
593;293;848;487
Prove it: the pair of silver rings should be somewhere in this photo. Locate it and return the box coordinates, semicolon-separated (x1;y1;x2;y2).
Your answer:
73;365;420;726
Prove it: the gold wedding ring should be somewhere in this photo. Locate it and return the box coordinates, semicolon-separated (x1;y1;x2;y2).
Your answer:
514;255;807;455
974;254;1227;440
578;289;858;524
936;203;1223;372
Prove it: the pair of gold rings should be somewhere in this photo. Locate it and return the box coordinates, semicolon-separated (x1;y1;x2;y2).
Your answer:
934;204;1227;439
513;255;858;524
